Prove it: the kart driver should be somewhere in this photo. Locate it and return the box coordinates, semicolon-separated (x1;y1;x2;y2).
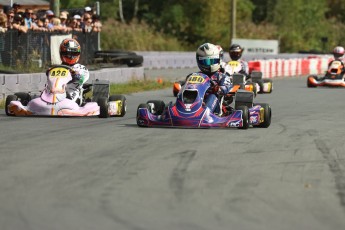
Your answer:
186;42;233;114
328;46;345;70
59;38;89;105
224;43;250;79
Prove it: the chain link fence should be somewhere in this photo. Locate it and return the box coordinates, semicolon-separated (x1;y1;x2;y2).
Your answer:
0;30;99;69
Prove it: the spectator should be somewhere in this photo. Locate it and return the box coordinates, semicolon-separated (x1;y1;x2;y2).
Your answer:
59;12;72;32
45;10;55;26
12;13;28;33
69;14;82;31
81;13;92;33
0;12;7;33
24;8;34;29
12;3;20;14
83;6;93;18
34;17;48;31
6;9;14;29
92;14;102;32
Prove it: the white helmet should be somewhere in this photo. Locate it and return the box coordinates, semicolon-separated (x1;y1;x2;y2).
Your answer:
196;43;221;74
333;46;345;59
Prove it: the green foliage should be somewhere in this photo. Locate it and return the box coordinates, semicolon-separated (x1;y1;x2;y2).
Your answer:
60;0;88;8
273;0;329;52
101;19;191;51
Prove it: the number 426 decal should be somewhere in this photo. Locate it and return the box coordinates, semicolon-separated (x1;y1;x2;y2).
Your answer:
49;67;69;78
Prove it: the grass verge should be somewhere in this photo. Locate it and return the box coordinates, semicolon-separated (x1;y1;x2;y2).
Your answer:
0;79;172;109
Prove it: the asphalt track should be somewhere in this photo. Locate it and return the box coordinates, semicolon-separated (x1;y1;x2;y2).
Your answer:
1;70;345;230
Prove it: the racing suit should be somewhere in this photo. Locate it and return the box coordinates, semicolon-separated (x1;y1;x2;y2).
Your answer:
66;63;90;105
224;58;250;79
186;71;232;114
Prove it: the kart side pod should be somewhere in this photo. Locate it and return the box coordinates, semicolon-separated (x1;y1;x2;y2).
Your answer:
235;89;254;109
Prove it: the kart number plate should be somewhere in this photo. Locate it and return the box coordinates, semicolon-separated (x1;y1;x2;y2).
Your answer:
187;75;205;84
228;61;240;68
49;67;69;78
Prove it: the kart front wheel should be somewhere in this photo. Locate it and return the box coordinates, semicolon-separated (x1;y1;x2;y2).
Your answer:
14;92;31;106
5;95;18;116
146;100;165;115
137;103;149;127
237;105;249;130
307;76;317;88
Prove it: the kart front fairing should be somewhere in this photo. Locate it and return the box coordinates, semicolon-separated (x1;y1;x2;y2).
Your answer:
308;73;345;87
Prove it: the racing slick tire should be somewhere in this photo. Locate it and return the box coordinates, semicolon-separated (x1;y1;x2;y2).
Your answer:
255;79;265;94
14;92;31;106
137;103;149;127
5;94;18;116
237;105;249;130
97;97;109;118
307;76;317;88
146;100;165;115
263;79;273;93
109;95;127;117
256;103;272;128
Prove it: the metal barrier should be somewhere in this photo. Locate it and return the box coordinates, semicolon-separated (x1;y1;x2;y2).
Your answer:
0;30;99;68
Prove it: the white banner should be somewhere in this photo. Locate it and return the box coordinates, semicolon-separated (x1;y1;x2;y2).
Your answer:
231;38;279;55
50;34;72;65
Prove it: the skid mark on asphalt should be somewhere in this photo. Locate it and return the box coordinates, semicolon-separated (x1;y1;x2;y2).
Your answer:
170;150;196;201
315;139;345;210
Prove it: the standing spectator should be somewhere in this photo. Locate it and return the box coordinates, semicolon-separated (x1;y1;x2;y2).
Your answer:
59;12;72;32
0;12;7;32
12;3;21;14
69;14;82;31
6;9;14;30
34;17;48;31
45;10;55;26
92;14;102;32
24;8;34;29
81;13;92;33
83;6;93;18
12;13;28;33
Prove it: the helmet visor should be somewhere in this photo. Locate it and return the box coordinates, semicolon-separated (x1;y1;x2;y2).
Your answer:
198;56;220;66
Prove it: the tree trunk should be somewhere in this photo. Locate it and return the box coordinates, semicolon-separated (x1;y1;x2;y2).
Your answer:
133;0;139;18
119;0;125;23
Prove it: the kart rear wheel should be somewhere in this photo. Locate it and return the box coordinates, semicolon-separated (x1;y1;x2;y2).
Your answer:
14;92;31;106
256;103;271;128
109;95;127;117
137;103;149;127
5;95;18;116
97;97;109;118
146;100;165;115
237;105;249;129
255;79;265;94
263;79;273;93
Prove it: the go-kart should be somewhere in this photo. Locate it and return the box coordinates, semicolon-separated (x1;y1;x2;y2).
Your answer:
224;60;273;94
137;73;271;129
307;60;345;87
5;65;126;118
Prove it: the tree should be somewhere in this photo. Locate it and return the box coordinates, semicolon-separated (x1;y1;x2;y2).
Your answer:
273;0;328;52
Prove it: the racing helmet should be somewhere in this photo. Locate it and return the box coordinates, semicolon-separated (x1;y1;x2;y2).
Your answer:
196;43;221;74
59;38;81;65
229;44;244;61
333;46;345;59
